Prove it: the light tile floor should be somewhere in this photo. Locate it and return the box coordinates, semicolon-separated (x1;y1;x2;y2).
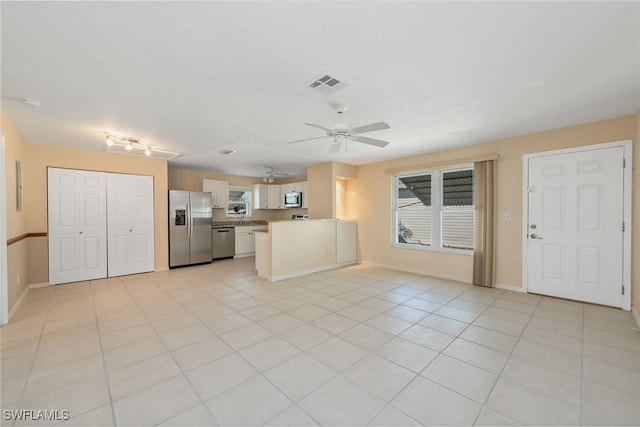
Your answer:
1;258;639;426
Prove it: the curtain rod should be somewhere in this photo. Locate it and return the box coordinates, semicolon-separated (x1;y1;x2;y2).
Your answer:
384;154;499;174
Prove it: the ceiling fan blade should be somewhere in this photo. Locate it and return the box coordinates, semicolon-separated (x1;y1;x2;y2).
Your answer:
287;136;329;144
355;136;390;148
351;122;390;134
304;123;334;133
328;142;342;154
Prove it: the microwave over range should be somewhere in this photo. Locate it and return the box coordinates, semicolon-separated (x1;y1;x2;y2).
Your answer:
284;191;302;208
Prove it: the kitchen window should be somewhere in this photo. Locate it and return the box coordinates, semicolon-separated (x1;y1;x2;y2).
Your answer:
393;167;474;252
226;186;251;218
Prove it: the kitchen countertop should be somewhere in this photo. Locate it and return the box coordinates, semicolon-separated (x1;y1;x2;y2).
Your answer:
212;220;268;228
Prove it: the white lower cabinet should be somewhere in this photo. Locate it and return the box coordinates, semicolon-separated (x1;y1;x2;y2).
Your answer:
235;225;268;257
336;220;357;263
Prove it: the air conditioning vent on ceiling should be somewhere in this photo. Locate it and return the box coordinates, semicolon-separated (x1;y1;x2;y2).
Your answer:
307;73;343;93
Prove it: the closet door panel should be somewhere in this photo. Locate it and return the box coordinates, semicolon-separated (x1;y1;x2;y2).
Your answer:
48;168;107;284
107;174;154;277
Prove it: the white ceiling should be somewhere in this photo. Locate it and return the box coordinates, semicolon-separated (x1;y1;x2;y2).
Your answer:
2;2;639;178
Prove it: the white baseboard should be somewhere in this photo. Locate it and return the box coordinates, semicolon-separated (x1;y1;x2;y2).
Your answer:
632;306;640;328
495;283;525;292
361;261;472;284
8;286;29;321
29;282;49;288
234;253;254;259
268;261;356;282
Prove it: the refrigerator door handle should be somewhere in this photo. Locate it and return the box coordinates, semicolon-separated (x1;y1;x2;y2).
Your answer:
187;202;192;238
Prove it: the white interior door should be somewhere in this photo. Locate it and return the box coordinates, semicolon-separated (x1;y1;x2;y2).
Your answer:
48;168;107;284
107;173;154;277
526;146;624;307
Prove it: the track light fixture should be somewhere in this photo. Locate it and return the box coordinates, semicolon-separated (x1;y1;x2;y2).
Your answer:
104;132;152;157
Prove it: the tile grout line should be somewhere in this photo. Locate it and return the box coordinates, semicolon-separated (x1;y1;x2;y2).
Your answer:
7;263;639;426
469;292;540;426
122;275;224;427
12;285;55;427
346;287;498;425
89;277;122;427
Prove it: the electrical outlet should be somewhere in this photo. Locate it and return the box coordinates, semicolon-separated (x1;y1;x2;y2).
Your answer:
375;248;381;256
501;212;511;221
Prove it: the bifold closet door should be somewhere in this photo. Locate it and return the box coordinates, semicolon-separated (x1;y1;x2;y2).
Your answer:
48;168;107;285
107;173;154;277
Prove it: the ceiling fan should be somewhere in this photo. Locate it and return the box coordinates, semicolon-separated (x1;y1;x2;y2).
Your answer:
262;166;289;183
287;119;391;153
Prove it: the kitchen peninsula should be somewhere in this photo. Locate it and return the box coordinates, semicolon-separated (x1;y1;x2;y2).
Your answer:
255;219;357;281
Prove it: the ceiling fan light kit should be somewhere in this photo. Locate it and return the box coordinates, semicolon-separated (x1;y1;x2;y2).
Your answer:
287;107;392;153
262;166;288;183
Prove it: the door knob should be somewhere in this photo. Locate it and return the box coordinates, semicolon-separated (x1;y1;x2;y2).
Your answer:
530;234;542;239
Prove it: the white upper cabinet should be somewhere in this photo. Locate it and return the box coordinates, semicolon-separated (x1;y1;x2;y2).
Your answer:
203;179;229;208
256;181;309;210
253;184;269;209
280;182;302;193
267;185;282;209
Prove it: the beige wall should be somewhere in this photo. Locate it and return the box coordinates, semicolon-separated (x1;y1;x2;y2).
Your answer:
352;115;638;300
2;109;30;311
336;179;349;220
168;167;308;221
26;143;170;282
307;162;334;219
308;162;357;219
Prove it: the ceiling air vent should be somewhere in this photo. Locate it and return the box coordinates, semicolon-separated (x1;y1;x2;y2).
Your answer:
307;73;343;93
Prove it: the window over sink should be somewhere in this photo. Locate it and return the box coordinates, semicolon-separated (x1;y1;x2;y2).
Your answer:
226;186;252;218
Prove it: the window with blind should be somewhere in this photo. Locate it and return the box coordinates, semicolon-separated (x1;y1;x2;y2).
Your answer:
393;167;474;251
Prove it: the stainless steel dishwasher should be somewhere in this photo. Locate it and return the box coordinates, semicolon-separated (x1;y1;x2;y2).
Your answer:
212;227;235;259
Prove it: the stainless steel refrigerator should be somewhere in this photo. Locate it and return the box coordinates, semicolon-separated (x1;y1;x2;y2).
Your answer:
169;190;212;267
